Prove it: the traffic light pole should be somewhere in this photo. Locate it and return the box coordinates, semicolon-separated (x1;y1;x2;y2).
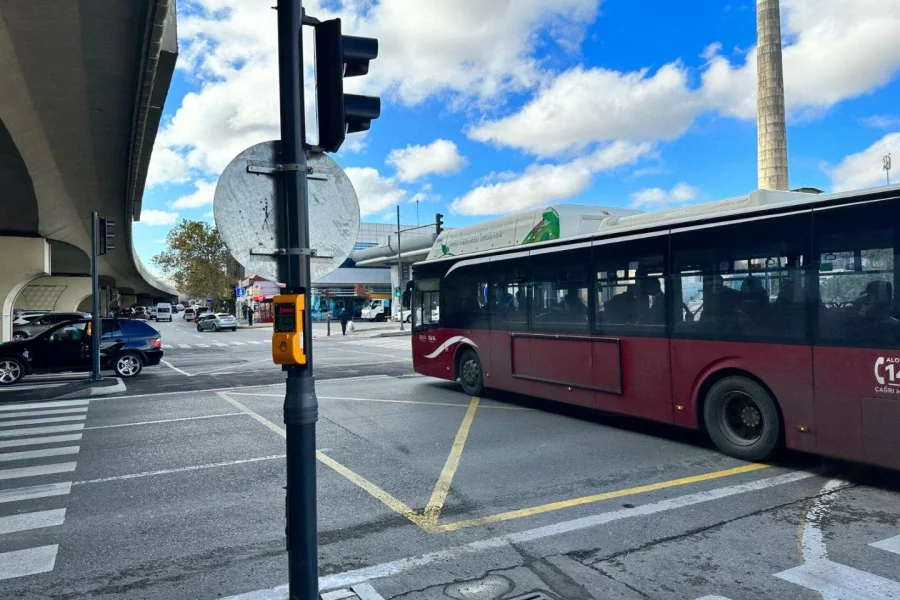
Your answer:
90;212;101;381
276;1;320;599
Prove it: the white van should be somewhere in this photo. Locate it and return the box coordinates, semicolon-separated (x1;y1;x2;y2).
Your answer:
156;302;173;322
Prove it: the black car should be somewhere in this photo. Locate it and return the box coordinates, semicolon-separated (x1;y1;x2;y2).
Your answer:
0;318;163;385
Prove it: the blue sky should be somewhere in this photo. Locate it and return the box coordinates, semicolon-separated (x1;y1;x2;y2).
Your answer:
134;0;900;274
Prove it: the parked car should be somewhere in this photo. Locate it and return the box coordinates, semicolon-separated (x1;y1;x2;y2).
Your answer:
0;318;163;384
12;311;50;326
147;306;158;320
12;312;90;340
196;313;238;332
183;307;196;321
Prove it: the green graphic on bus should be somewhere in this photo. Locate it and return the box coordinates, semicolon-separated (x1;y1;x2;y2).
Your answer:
521;207;561;245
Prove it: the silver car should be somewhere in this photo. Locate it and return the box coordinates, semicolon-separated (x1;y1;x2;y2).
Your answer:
12;312;90;340
196;313;238;332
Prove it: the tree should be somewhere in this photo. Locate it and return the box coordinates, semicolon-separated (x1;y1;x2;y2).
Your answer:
153;220;243;310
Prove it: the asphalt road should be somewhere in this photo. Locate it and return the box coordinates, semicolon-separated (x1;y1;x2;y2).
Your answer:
0;322;898;600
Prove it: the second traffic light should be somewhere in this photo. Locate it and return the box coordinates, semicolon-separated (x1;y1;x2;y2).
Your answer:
435;213;444;236
314;18;381;153
98;218;115;256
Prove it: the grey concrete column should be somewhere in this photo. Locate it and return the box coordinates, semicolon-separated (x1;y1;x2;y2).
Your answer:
757;0;789;191
0;237;51;341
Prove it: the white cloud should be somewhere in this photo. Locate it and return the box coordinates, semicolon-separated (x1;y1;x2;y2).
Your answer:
145;0;600;187
701;42;722;61
702;0;900;119
362;0;599;104
469;64;699;157
861;115;900;129
146;147;192;187
203;211;215;219
828;133;899;192
138;210;180;226
629;182;701;210
451;141;652;216
170;180;217;209
344;167;407;217
386;139;467;182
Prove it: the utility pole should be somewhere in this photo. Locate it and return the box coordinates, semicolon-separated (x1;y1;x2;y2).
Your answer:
274;3;379;598
397;205;404;331
276;1;318;598
885;153;892;186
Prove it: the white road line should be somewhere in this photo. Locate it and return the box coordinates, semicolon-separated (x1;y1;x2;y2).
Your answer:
73;454;285;485
160;359;191;377
178;344;191;349
0;462;77;481
0;482;72;504
0;407;88;419
83;412;244;430
0;433;83;448
351;583;387;600
0;415;86;427
224;470;815;598
0;446;80;462
0;545;58;580
0;424;85;438
870;535;900;556
162;344;173;349
0;508;66;535
197;344;210;348
0;400;88;412
775;479;900;599
230;341;244;346
247;340;263;345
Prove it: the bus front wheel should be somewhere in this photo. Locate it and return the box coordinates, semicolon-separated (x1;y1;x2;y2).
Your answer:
457;349;484;397
703;376;781;462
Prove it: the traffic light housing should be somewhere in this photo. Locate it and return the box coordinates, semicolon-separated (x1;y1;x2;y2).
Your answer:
98;218;115;255
435;213;444;236
314;18;381;153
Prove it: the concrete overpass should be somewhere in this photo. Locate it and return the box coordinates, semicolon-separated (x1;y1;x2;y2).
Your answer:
0;0;180;340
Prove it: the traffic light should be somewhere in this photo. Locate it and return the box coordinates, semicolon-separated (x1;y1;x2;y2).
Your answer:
98;218;115;255
435;213;444;236
314;18;380;153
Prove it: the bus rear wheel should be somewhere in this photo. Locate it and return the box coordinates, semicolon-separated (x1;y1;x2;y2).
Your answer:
457;348;484;397
704;376;781;462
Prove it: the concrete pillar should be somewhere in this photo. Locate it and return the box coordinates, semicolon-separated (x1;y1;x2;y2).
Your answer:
757;0;789;191
0;237;51;342
120;294;137;309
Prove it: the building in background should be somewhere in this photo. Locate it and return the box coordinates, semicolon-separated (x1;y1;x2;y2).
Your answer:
235;221;435;322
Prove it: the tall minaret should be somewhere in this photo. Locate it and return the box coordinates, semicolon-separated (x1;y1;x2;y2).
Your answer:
757;0;789;190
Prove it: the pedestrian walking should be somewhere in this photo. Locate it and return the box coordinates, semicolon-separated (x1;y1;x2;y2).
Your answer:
247;304;254;326
339;307;350;335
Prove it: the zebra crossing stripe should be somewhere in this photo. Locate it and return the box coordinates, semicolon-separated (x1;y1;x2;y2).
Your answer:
0;462;77;481
0;424;85;438
230;342;243;346
0;545;58;580
0;400;88;412
0;482;72;504
178;344;190;349
197;344;210;348
0;415;86;428
0;509;66;535
0;447;80;463
162;344;173;349
0;407;88;419
0;434;82;448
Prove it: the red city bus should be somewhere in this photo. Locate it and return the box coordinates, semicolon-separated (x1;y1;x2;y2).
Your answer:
411;186;900;470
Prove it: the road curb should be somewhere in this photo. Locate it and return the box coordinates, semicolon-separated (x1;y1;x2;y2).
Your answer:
0;377;125;404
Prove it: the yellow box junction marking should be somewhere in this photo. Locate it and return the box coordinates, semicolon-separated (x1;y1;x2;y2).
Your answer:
220;390;770;534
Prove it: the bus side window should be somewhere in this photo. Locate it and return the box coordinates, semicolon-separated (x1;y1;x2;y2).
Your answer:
815;202;900;348
672;213;811;343
491;259;528;331
529;249;590;334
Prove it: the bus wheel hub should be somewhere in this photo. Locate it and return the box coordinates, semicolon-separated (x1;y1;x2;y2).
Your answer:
741;406;761;428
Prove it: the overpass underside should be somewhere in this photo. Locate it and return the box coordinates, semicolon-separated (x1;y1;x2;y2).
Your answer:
0;0;180;339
